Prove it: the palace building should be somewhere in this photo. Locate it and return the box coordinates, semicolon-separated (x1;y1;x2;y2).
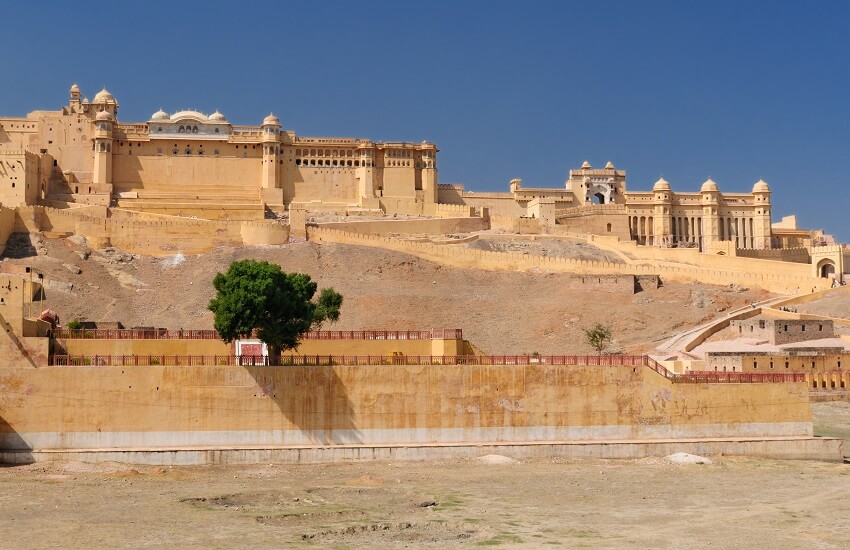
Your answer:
0;84;838;267
0;84;438;214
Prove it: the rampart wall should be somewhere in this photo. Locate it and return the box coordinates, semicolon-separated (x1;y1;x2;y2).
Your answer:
312;216;487;236
307;227;830;294
0;361;814;451
9;206;289;255
737;247;811;263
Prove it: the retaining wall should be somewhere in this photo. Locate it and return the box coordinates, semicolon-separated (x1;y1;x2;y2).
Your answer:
0;361;815;452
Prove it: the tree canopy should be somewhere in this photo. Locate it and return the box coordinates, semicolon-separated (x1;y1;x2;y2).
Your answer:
208;260;343;360
583;323;612;355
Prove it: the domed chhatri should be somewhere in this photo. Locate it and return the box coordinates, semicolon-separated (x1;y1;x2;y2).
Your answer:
653;177;671;192
170;110;209;122
95;110;114;121
151;109;169;121
701;178;719;192
209;110;228;123
93;87;116;104
69;83;81;95
604;161;615;169
263;112;281;126
581;160;592;169
752;179;770;193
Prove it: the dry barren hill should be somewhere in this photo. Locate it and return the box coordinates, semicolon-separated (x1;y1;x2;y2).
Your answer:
0;234;770;355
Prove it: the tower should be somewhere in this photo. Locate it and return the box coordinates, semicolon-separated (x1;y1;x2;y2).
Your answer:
751;179;772;249
260;113;281;190
419;143;438;203
69;84;82;113
652;177;672;247
355;144;375;204
700;178;721;251
92;110;114;186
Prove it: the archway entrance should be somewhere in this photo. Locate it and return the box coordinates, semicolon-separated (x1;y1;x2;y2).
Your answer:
820;261;836;278
593;193;605;205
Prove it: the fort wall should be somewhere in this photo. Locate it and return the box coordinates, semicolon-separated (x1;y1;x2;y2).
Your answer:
307;227;831;294
737;247;811;263
8;206;289;255
0;361;814;451
312;216;487;236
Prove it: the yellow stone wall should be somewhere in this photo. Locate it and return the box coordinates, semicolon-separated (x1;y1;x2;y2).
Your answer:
57;336;463;358
0;362;813;450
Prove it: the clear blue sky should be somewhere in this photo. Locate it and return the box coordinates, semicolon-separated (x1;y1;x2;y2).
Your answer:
3;1;848;240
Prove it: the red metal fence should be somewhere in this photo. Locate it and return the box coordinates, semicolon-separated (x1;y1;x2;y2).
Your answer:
45;353;806;383
52;328;463;340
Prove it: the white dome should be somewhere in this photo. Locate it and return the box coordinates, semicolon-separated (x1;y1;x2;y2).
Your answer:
96;110;114;122
93;88;116;104
263;113;281;126
653;177;671;192
581;160;592;169
209;110;228;123
752;179;770;193
170;110;209;122
69;83;81;95
151;109;169;121
700;178;719;192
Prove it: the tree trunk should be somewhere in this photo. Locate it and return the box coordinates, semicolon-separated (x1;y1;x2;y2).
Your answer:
268;344;282;366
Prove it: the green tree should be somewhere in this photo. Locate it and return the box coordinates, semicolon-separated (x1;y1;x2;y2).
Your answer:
208;260;343;364
583;323;612;355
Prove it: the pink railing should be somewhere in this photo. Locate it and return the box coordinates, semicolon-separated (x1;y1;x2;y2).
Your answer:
53;328;463;341
45;353;805;383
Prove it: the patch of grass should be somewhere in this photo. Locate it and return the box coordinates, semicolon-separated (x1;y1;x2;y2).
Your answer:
476;533;523;546
564;528;600;538
435;493;464;509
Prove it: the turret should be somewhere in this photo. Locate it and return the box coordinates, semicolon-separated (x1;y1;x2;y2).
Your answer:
752;179;772;249
69;84;82;112
92;110;114;186
419;142;438;203
92;87;118;116
260;113;281;190
700;178;721;250
651;177;672;247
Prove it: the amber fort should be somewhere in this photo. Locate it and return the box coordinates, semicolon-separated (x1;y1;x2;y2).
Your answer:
0;85;848;465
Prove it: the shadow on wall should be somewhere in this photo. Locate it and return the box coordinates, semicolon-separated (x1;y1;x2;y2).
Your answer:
0;413;33;464
0;233;38;259
244;364;362;445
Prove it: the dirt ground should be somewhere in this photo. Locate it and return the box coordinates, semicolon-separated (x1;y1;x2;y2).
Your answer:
0;235;770;355
0;402;847;549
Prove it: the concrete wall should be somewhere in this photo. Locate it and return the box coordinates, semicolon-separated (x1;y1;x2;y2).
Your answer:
0;362;813;451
